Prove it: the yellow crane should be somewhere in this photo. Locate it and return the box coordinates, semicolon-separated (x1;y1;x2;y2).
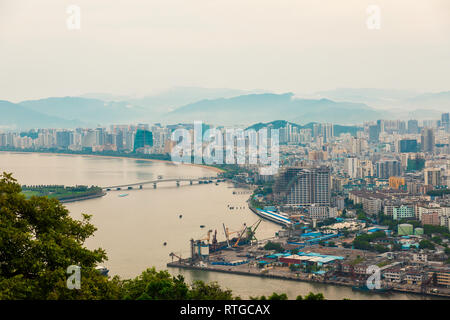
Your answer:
233;223;248;247
223;223;246;248
200;230;213;244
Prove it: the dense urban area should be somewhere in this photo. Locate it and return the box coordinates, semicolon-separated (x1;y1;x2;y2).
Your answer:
1;113;450;298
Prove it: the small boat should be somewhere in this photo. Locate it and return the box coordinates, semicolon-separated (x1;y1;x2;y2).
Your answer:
118;193;129;197
352;285;392;293
200;225;205;228
95;266;109;276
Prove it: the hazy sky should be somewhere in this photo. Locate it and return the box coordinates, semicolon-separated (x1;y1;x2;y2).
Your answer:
1;0;449;102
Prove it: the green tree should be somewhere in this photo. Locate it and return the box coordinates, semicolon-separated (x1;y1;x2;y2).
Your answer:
304;292;325;300
432;236;442;245
189;280;234;300
0;172;118;300
264;241;284;253
419;240;435;250
120;268;236;300
268;292;288;300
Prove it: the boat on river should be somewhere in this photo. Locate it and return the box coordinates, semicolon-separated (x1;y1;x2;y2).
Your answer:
95;266;109;276
352;284;393;293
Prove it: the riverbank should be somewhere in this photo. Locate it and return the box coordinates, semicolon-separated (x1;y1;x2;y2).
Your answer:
167;261;450;299
59;191;107;203
0;150;225;174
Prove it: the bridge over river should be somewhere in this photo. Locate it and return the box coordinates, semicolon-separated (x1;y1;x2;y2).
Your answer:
102;176;224;191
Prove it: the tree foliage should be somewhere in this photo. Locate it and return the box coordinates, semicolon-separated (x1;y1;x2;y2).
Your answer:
0;172;117;299
0;172;329;300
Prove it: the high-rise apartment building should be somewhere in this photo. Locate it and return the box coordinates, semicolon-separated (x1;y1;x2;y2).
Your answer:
273;166;330;206
344;157;359;179
376;160;401;179
407;120;419;134
421;128;435;153
424;168;441;186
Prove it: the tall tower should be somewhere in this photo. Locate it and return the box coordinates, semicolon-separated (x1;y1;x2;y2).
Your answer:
421;128;435;153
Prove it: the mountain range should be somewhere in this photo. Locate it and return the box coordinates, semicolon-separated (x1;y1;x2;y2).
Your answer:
1;87;449;130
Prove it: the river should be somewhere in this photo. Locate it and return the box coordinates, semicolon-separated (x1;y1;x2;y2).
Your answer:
0;151;440;300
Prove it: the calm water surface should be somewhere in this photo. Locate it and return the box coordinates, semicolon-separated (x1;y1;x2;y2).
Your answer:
0;152;440;300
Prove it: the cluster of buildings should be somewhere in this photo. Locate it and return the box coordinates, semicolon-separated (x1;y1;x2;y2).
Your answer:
251;113;450;227
1;113;449;229
0;124;175;154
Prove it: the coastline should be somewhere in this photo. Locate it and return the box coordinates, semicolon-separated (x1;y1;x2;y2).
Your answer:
0;150;225;174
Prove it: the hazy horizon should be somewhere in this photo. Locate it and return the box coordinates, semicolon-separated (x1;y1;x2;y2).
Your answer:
1;0;449;102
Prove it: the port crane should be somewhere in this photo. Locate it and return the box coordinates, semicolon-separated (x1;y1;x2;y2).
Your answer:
245;219;262;245
200;230;213;244
169;252;182;262
222;223;230;247
223;223;247;248
210;229;218;251
233;224;248;247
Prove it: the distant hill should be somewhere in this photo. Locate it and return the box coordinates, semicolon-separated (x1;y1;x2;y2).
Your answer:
309;88;450;115
19;97;147;125
246;120;362;137
168;93;384;125
401;91;450;111
1;88;447;129
122;87;266;114
310;88;418;106
0;100;83;130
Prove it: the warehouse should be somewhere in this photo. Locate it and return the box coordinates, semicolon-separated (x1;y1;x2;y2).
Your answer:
279;252;344;267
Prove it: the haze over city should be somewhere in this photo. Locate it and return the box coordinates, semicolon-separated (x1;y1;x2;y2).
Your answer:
1;0;449;102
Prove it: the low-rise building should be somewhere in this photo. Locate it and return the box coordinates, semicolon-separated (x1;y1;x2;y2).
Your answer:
383;268;404;283
428;268;450;288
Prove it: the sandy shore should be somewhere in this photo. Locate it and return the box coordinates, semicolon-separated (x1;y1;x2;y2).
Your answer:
0;150;225;174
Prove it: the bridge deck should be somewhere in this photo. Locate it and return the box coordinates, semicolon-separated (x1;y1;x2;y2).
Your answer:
102;176;219;189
